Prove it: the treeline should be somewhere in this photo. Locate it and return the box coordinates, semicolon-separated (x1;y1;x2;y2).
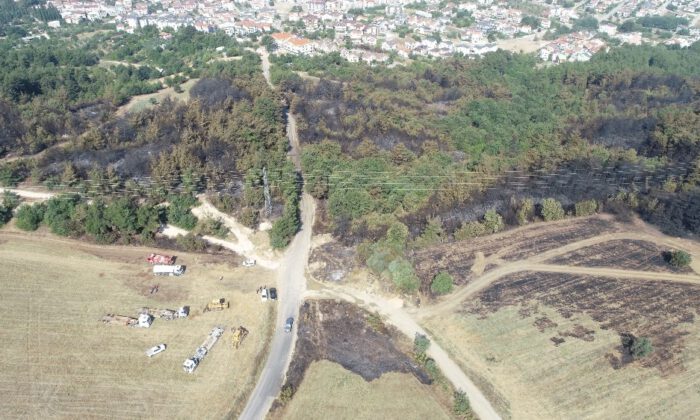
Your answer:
287;42;700;292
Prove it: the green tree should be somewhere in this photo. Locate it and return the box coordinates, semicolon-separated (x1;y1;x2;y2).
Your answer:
414;216;444;247
483;209;504;233
517;198;534;225
431;271;454;295
574;199;598;217
44;195;80;236
454;221;487;240
14;203;45;231
387;258;419;292
540;198;565;221
623;334;653;358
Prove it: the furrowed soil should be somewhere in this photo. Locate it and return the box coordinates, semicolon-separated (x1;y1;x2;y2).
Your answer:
411;216;618;290
0;231;274;419
548;239;692;273
425;272;700;420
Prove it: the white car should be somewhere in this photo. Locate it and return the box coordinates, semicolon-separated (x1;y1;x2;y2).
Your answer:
146;344;167;357
242;259;256;267
261;288;268;302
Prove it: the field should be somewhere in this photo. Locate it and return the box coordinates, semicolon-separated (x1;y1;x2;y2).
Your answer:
277;360;453;420
419;216;700;419
0;231;274;419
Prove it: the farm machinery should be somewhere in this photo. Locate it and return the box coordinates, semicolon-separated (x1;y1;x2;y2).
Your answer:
203;298;229;313
140;306;189;320
146;253;175;264
231;326;249;349
102;313;153;328
183;326;225;373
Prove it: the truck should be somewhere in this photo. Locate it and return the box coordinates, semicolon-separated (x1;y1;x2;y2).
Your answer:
140;306;189;320
102;313;154;328
183;326;225;373
146;253;175;264
153;265;185;276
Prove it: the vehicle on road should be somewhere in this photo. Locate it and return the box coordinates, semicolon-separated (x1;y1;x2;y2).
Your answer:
269;288;277;300
242;259;256;267
284;317;294;333
146;344;166;357
153;264;185;276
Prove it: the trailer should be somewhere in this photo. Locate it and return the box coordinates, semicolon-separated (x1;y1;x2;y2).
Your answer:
183;326;225;373
146;253;175;264
153;264;185;276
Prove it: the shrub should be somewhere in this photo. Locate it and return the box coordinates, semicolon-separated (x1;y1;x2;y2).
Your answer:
482;209;504;233
667;250;691;268
14;203;45;231
176;233;207;252
414;333;431;354
44;194;80;236
540;198;565;221
196;218;229;238
279;384;295;404
387;258;419;292
575;199;598;217
623;334;653;358
431;271;454;295
413;216;444;248
453;390;471;416
238;207;259;229
454;221;487;240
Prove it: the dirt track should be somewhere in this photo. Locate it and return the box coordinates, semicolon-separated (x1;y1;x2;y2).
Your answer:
421;227;700;319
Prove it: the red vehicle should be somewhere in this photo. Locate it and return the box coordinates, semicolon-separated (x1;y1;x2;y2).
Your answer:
146;254;175;265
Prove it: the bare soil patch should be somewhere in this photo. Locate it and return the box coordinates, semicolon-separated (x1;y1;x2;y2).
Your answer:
548;239;692;273
308;241;357;282
411;217;618;289
464;271;700;376
283;300;430;393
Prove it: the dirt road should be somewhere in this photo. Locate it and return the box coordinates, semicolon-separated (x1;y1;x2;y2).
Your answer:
306;286;502;420
0;187;54;201
422;229;700;319
258;48;273;89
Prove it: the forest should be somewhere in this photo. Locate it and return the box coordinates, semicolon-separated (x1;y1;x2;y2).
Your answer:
0;26;296;248
280;42;700;292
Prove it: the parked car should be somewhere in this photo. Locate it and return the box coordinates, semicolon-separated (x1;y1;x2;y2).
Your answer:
284;317;294;333
242;259;256;267
261;288;268;302
269;287;277;300
146;343;167;357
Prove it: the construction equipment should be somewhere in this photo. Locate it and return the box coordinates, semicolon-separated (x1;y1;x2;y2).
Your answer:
140;306;189;320
146;253;175;264
183;326;225;373
153;264;185;276
231;326;249;349
203;298;229;313
102;313;153;328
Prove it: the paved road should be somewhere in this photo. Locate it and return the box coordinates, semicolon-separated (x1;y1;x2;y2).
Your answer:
239;49;315;419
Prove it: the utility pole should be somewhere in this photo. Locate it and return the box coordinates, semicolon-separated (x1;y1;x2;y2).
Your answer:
262;167;272;217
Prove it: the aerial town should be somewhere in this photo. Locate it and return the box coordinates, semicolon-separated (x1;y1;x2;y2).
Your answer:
47;0;700;64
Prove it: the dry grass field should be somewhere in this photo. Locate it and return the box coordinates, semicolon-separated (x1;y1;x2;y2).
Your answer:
277;360;453;420
116;78;199;116
0;231;274;419
426;305;700;420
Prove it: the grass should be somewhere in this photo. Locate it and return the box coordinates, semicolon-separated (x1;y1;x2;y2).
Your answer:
425;305;700;420
0;231;274;419
277;360;453;420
